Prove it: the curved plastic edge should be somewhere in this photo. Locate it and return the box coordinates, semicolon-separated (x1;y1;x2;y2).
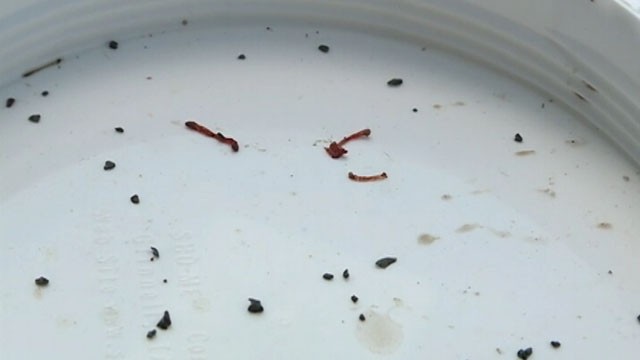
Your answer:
0;0;638;164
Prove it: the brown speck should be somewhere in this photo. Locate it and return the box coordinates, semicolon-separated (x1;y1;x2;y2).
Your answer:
418;233;440;245
456;223;481;233
5;97;15;108
359;314;366;321
515;150;536;156
550;341;561;348
496;348;502;354
453;101;465;106
342;269;349;279
146;329;157;339
387;78;403;87
248;298;264;313
156;310;171;330
514;133;523;143
114;127;124;133
108;40;119;50
130;194;140;204
441;194;452;200
351;295;358;303
35;276;49;286
623;175;630;182
375;257;397;269
318;44;330;53
103;160;116;171
433;104;442;109
150;246;159;258
323;273;334;280
539;188;556;198
28;114;41;123
597;222;612;229
348;172;388;182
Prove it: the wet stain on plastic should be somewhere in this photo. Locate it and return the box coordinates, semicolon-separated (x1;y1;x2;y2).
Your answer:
355;311;403;354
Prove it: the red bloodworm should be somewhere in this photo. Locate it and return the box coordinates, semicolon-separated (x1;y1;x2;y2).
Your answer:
185;121;239;152
325;128;371;159
348;171;388;182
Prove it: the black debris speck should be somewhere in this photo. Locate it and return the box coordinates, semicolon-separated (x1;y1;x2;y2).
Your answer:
41;91;49;97
150;246;159;259
5;97;15;108
387;78;403;87
114;127;124;133
359;314;366;321
266;26;272;31
103;160;116;171
318;44;330;53
237;54;246;60
375;257;397;269
342;269;349;279
637;314;640;323
181;19;188;26
517;347;533;360
146;329;157;339
514;133;523;143
248;298;264;313
323;273;334;280
108;40;119;50
163;279;167;283
156;310;171;330
412;108;418;113
608;270;613;275
130;194;140;204
550;341;561;348
35;276;49;286
351;295;359;303
28;114;41;123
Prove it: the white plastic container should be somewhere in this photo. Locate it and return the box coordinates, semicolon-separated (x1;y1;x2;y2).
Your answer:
1;1;639;359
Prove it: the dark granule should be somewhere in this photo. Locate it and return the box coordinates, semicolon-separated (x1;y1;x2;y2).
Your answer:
156;310;172;330
35;276;49;286
248;298;264;313
359;314;366;321
130;194;140;204
387;78;403;87
608;270;613;275
375;257;397;269
517;347;533;360
5;98;15;108
22;58;62;78
28;114;41;123
342;269;349;279
637;314;640;323
103;160;116;170
237;54;246;60
514;133;523;143
351;295;358;303
150;246;159;259
412;108;418;113
550;341;561;348
318;44;330;53
323;273;334;280
181;19;188;26
41;91;49;97
108;40;119;50
163;279;167;283
146;329;157;339
266;26;272;31
114;127;124;133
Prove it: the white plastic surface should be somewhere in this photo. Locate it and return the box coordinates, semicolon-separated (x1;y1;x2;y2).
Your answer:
1;1;639;359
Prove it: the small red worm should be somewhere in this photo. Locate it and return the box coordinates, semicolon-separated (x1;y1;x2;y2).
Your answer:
348;171;388;182
185;121;239;152
325;128;371;159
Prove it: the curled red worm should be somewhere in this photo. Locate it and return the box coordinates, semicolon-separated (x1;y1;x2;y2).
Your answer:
325;128;371;159
185;121;239;152
348;171;388;182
